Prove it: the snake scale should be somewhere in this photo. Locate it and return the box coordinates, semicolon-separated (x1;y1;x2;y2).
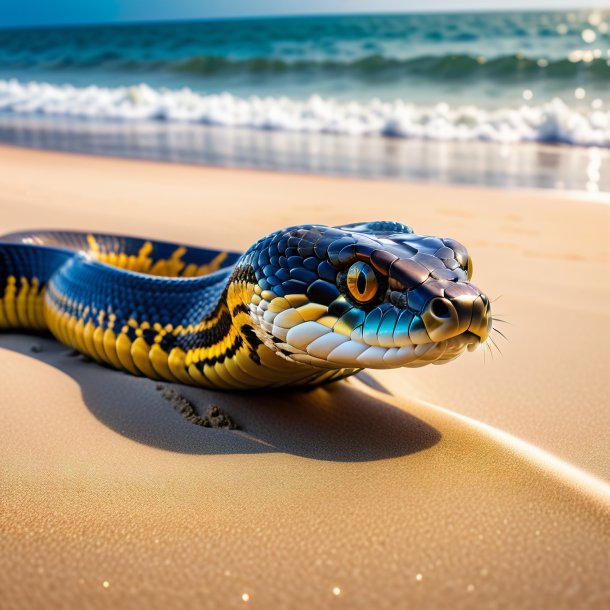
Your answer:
0;222;491;389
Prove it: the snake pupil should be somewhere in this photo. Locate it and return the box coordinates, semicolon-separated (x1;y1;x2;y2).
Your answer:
357;270;366;294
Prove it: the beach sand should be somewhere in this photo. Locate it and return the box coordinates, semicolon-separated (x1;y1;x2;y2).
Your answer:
1;145;609;609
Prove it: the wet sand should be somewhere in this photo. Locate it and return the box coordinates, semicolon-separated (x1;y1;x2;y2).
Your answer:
1;145;609;609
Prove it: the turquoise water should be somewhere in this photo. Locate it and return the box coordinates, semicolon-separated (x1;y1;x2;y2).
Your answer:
1;10;609;107
0;10;608;190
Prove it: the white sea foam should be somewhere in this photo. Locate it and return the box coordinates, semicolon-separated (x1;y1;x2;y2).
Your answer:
0;79;608;147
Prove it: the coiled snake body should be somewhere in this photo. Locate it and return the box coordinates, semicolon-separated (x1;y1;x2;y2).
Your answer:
0;222;491;389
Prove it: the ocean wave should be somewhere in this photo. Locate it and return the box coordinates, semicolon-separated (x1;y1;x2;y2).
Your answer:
0;80;608;147
174;53;610;81
2;53;609;82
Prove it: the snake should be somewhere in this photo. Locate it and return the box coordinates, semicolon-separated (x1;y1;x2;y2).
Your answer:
0;222;491;389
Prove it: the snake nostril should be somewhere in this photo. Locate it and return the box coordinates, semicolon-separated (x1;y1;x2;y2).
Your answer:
430;298;451;319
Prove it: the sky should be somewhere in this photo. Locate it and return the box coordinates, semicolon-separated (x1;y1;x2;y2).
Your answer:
0;0;605;29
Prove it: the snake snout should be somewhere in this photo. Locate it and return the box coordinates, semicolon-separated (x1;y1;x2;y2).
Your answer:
421;292;492;344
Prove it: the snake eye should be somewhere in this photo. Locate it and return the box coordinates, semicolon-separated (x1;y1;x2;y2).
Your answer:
466;257;473;281
346;262;378;303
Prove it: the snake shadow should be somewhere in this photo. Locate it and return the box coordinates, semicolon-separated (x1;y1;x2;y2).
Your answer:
0;334;441;462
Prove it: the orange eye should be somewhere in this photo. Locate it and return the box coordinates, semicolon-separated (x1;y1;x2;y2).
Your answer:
467;257;473;280
346;262;378;303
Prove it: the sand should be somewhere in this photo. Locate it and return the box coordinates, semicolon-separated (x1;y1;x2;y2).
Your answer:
1;144;609;609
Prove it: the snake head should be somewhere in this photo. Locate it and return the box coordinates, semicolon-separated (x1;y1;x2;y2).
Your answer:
242;221;492;370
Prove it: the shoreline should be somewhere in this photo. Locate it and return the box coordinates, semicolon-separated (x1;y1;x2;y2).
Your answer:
2;138;609;205
1;116;608;194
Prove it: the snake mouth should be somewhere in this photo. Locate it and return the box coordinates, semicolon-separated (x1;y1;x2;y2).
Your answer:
394;329;483;368
283;327;485;370
434;330;482;359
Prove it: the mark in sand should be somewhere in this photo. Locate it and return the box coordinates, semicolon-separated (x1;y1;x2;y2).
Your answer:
155;384;238;430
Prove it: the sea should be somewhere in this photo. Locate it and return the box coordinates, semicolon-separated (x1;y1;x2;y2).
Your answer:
0;10;608;192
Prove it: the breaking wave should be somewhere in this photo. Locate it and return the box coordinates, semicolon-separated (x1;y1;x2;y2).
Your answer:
1;79;608;147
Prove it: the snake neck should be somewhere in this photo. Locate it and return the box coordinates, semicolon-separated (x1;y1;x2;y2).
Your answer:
174;265;358;389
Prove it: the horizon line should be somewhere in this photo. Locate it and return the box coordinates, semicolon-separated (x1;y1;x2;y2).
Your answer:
0;5;605;32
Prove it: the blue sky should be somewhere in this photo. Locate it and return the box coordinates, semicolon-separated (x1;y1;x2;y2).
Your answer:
0;0;604;28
